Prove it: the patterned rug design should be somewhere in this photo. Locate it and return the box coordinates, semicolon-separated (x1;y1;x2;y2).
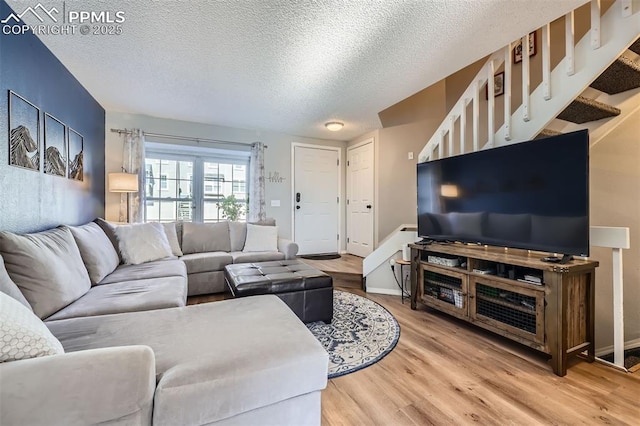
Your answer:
307;290;400;379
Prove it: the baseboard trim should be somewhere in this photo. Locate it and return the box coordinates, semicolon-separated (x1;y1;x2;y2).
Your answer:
595;337;640;357
366;287;403;296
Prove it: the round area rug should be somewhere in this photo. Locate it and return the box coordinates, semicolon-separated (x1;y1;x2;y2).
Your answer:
307;290;400;379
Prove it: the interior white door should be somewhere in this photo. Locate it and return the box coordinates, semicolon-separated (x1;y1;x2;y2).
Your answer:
347;141;374;257
293;145;339;255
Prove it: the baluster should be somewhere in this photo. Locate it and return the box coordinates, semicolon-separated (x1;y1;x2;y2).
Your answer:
542;24;551;100
522;35;531;122
487;60;495;147
473;81;479;152
449;116;455;155
591;0;601;49
438;130;444;159
460;99;467;154
504;45;512;141
566;11;575;75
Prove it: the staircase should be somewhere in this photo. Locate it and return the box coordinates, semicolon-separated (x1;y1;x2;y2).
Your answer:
413;0;639;372
418;0;640;161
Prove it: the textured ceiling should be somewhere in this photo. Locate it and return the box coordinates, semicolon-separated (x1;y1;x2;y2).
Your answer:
6;0;588;141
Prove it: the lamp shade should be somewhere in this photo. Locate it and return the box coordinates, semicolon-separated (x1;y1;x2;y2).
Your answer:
108;172;139;193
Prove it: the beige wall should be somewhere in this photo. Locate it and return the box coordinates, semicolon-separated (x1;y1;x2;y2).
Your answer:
378;81;447;128
590;108;640;349
106;112;346;244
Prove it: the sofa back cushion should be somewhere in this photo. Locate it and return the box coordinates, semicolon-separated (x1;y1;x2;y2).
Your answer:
94;218;123;264
0;227;91;319
0;254;32;311
114;223;173;265
162;223;183;257
0;291;64;362
229;222;247;252
181;222;231;254
67;222;120;285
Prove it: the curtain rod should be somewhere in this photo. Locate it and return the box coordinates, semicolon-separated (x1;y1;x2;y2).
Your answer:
110;128;267;148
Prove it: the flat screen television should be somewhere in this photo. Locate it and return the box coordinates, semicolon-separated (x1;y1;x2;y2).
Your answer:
417;129;589;256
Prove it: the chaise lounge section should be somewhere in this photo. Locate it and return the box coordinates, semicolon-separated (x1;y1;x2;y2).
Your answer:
0;219;328;425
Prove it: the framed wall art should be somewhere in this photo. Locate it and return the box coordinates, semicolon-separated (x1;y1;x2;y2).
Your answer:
485;71;505;100
513;32;537;64
68;128;84;181
8;90;40;171
44;113;67;177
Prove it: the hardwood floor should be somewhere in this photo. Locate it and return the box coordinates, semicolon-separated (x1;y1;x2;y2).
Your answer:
189;285;640;425
301;254;363;289
301;254;363;275
322;289;640;425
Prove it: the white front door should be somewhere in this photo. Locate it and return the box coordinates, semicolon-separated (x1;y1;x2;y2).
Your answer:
293;145;340;255
347;140;374;257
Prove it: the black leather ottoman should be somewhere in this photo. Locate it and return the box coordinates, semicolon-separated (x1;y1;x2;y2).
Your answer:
224;260;333;323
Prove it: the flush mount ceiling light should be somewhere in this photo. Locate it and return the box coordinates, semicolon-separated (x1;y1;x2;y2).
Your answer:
325;121;344;131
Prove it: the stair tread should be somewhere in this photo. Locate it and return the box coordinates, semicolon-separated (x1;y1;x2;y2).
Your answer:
630;37;640;55
590;56;640;94
534;129;562;140
557;96;621;124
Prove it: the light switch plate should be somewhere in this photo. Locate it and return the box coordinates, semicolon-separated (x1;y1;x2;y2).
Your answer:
270;200;281;207
408;152;414;160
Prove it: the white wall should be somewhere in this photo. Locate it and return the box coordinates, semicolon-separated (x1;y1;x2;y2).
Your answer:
105;111;346;243
590;107;640;350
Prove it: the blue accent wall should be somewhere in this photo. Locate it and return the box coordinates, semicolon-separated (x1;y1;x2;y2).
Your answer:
0;0;105;233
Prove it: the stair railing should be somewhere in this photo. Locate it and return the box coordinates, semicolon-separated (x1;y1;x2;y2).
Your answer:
418;0;637;163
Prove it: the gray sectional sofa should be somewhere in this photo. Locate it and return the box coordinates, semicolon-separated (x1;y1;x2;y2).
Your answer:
0;220;328;425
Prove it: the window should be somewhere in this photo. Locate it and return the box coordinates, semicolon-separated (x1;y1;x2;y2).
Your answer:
144;145;249;223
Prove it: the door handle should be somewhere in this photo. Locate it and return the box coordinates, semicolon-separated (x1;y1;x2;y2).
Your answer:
296;193;301;202
366;205;372;209
296;206;300;210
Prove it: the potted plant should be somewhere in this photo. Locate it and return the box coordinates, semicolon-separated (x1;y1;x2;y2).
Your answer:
217;194;245;221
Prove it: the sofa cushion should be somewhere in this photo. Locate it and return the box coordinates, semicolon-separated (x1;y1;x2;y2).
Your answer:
180;252;233;275
0;254;32;311
47;296;328;426
0;227;91;319
243;224;278;252
45;276;187;321
230;251;285;264
181;222;231;254
99;259;187;285
229;221;247;252
94;218;123;264
0;292;64;362
161;223;183;257
67;222;120;285
115;223;173;265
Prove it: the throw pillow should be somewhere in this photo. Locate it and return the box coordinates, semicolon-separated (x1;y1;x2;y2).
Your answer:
229;219;276;252
243;224;278;252
181;222;231;254
114;223;173;265
67;222;120;285
0;254;32;311
0;291;64;362
162;223;183;257
0;227;92;319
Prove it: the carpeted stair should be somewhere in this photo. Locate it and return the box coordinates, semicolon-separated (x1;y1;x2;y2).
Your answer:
590;56;640;94
557;95;621;124
629;37;640;56
534;129;562;139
